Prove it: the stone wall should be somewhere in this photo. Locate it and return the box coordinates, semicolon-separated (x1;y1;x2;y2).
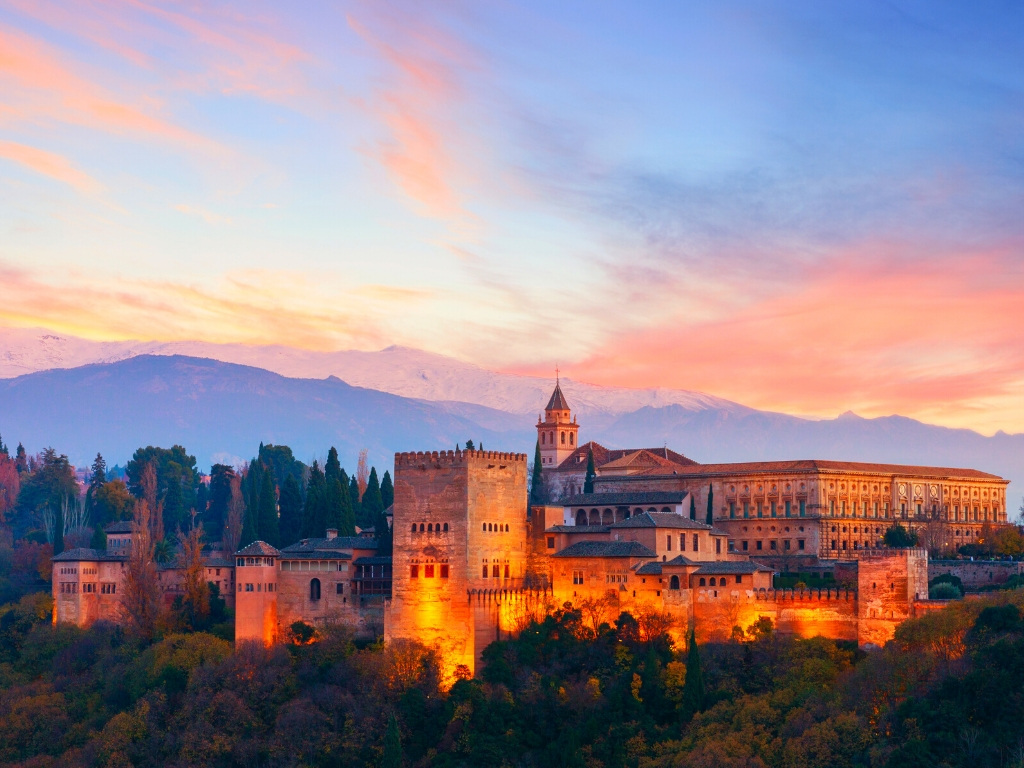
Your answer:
235;561;278;644
929;559;1024;588
856;549;927;647
692;588;859;644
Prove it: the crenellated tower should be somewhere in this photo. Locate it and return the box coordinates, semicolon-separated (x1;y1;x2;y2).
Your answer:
536;377;578;469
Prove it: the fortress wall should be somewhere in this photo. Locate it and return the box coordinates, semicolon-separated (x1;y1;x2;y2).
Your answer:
692;588;859;643
929;560;1024;588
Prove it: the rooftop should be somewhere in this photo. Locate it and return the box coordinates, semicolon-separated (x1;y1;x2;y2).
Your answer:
235;541;281;557
545;524;611;534
52;547;126;563
604;458;1006;482
553;540;656;558
608;512;717;531
104;521;134;534
554;441;698;472
559;491;689;507
693;561;775;575
280;536;378;553
545;381;570;412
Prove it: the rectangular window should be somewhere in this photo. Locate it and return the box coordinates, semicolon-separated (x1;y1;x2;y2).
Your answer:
692;534;699;552
743;502;750;518
547;537;555;549
482;565;488;578
728;540;736;552
742;540;749;551
504;564;510;579
441;564;449;579
785;500;791;517
736;574;743;584
492;564;500;578
411;564;419;578
680;534;686;551
425;564;435;578
784;540;791;550
769;540;777;550
667;534;672;551
336;583;344;595
831;540;837;550
730;501;736;518
572;570;584;585
756;541;763;551
246;583;254;592
798;539;805;550
770;501;776;518
715;538;722;554
799;500;806;517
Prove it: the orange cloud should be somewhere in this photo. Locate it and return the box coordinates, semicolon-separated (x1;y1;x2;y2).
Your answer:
346;12;477;224
507;243;1024;433
0;25;215;149
0;264;434;352
0;141;102;195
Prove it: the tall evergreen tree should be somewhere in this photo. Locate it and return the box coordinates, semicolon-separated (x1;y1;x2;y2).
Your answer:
381;713;403;768
325;447;342;484
163;468;184;536
15;443;27;473
278;474;304;546
362;468;384;530
380;470;394;509
258;468;279;546
0;433;6;455
348;475;361;529
583;447;596;494
85;452;107;521
239;469;258;548
690;494;697;521
206;464;235;537
53;502;64;556
705;484;714;526
303;461;328;538
530;441;545;506
681;626;706;720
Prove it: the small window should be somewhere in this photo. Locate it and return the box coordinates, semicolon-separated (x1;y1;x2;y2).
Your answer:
440;564;449;578
715;538;721;554
692;534;699;552
336;583;344;595
411;523;417;532
572;570;584;585
756;540;763;550
410;565;419;578
427;523;433;532
425;564;435;578
504;564;510;579
699;577;706;586
492;564;500;578
310;578;321;600
482;523;487;532
546;537;555;549
482;565;488;578
443;523;449;532
736;574;743;584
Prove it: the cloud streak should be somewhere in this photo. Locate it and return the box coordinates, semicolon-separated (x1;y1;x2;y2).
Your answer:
0;141;103;195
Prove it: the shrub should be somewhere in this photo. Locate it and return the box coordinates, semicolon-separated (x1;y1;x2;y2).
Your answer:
929;583;961;600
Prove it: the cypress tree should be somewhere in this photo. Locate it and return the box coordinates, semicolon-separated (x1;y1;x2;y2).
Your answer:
86;453;106;520
239;490;258;548
583;447;596;494
53;501;64;556
690;494;697;521
0;433;6;455
325;447;342;485
681;625;706;720
163;470;184;535
258;468;279;546
362;468;384;530
278;474;304;546
326;478;344;531
381;713;403;768
705;484;714;526
376;506;392;556
530;441;545;506
338;470;355;537
303;461;327;538
380;470;394;509
15;443;28;473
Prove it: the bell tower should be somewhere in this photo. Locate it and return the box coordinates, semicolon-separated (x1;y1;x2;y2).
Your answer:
537;373;578;469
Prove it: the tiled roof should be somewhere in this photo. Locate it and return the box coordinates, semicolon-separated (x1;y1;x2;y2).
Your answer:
608;512;713;531
280;536;378;553
52;547;126;562
553;540;656;558
553;442;698;472
545;382;570;411
635;562;663;575
560;492;688;506
235;541;281;557
279;551;352;561
694;561;775;575
203;557;235;568
610;459;1005;482
544;525;611;533
664;555;700;567
104;521;134;534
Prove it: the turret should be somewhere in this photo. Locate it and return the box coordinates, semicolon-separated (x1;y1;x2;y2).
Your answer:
234;541;280;645
537;377;579;469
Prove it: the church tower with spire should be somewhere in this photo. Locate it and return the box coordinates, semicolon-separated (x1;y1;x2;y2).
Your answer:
537;374;579;469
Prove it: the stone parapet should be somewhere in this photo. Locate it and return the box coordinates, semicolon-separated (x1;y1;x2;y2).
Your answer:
395;449;528;469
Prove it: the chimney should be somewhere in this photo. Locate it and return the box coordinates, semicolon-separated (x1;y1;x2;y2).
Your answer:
326;528;338;540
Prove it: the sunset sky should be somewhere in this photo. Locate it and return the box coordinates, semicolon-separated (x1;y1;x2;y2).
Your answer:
0;2;1022;434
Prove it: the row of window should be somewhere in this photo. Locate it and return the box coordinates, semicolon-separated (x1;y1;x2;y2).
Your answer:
730;501;806;518
58;582;78;593
58;567;78;575
412;522;449;533
482;563;511;579
280;560;347;572
540;430;575;446
410;563;450;578
237;557;275;567
666;534;702;553
697;576;742;587
239;582;277;592
483;522;509;532
730;540;806;552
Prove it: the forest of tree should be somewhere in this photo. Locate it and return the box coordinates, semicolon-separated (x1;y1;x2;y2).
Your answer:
0;588;1023;767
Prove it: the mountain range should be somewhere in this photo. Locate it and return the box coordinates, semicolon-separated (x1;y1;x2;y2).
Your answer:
0;328;1021;507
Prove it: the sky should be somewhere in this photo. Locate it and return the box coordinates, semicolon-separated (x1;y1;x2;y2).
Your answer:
0;1;1022;435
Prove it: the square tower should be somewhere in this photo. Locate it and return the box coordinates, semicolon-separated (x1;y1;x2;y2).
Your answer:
388;448;528;677
537;379;578;468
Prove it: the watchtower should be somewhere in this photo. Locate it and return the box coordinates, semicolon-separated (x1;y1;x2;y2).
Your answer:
536;377;578;469
235;541;280;645
388;448;528;677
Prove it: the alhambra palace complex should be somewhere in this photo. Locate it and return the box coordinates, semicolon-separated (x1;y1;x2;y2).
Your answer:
53;383;1015;675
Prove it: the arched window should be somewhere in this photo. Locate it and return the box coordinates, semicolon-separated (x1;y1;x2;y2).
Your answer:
310;578;321;601
505;524;510;532
576;510;587;526
487;522;493;531
561;431;566;445
541;432;546;445
699;577;706;586
427;523;433;532
411;523;416;532
569;433;574;445
419;523;425;532
670;575;680;590
443;523;449;532
709;577;717;586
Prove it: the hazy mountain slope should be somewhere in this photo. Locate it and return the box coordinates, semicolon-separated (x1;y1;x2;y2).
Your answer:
0;327;745;417
0;355;531;472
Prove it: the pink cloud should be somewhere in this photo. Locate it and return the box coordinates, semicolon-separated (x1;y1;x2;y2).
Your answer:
0;141;103;195
507;242;1024;432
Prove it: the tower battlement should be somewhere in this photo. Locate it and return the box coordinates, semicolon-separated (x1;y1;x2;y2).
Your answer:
394;449;527;469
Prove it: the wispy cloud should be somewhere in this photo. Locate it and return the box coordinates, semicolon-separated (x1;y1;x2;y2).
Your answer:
0;141;103;195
